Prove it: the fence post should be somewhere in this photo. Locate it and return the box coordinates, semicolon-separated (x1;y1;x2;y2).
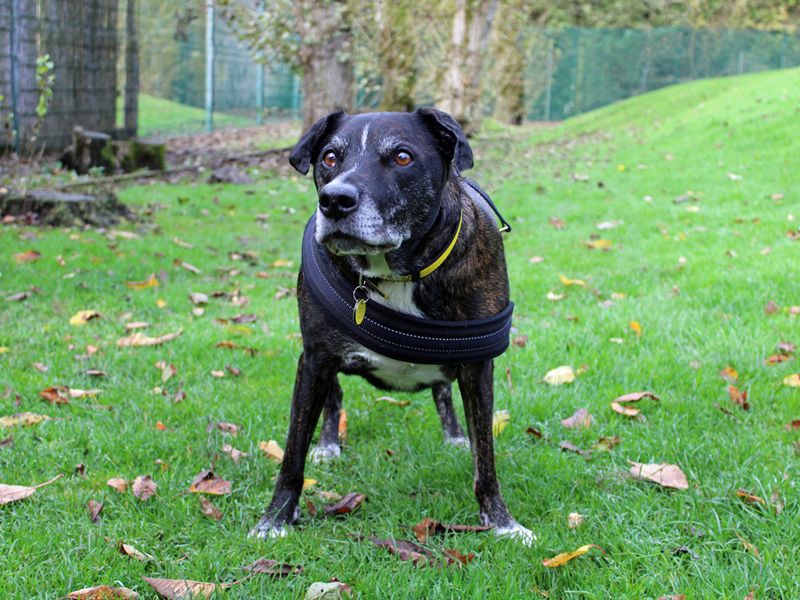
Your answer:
124;0;139;138
205;0;215;132
737;50;744;75
9;0;20;153
256;63;264;125
544;37;553;121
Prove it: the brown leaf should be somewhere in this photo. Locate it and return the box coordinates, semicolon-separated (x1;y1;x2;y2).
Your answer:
156;361;177;383
142;576;225;599
735;533;760;557
132;475;157;501
549;216;566;229
592;436;621;451
443;548;476;566
117;330;182;347
67;585;140;599
175;259;201;274
14;249;41;263
777;341;796;355
87;499;103;523
207;421;239;436
657;595;686;600
40;386;70;405
32;362;49;373
198;496;223;521
764;300;780;315
242;557;303;577
561;408;594;429
188;469;232;495
221;443;247;464
629;461;688;490
559;441;591;458
567;512;585;529
542;544;605;567
119;542;154;562
728;386;749;410
526;426;544;439
368;536;435;566
0;436;12;449
0;474;62;505
125;321;150;331
610;402;642;418
765;353;791;365
613;391;660;403
785;419;800;431
412;517;493;542
324;492;365;516
107;477;128;493
719;366;739;383
225;364;241;377
259;439;284;462
735;489;766;505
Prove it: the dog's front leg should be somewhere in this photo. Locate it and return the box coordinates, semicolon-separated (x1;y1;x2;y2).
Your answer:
251;352;334;539
458;361;535;545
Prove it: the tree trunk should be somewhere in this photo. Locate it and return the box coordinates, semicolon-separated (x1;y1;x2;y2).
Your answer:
125;0;139;137
491;0;527;125
438;0;499;134
295;0;354;130
377;0;416;112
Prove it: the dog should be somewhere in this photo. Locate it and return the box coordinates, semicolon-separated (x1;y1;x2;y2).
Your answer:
252;109;533;544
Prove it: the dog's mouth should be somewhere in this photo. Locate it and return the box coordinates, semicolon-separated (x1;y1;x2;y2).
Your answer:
320;232;400;256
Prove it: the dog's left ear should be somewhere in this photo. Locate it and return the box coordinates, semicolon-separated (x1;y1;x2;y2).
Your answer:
415;108;474;172
289;111;347;175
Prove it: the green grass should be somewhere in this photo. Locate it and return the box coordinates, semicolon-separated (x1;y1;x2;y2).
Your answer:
3;67;800;598
119;94;253;137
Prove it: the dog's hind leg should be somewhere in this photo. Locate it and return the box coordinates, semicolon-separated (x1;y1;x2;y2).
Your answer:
458;361;535;545
251;352;334;539
310;376;343;462
432;382;468;446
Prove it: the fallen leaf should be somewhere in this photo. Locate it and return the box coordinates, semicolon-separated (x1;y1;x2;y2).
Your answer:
783;374;800;387
132;475;157;501
14;249;41;263
492;409;510;436
546;291;565;301
119;542;154;562
0;412;50;427
559;274;586;287
629;461;688;490
338;409;348;442
592;436;622;451
559;441;591;458
242;557;303;578
529;255;545;264
583;239;613;250
543;365;575;385
526;427;544;439
88;499;103;523
221;444;247;464
728;385;749;410
613;391;660;404
367;536;436;566
568;512;585;529
259;439;284;462
0;436;12;449
303;478;317;491
107;477;128;493
765;353;791;365
785;419;800;431
142;577;225;599
656;595;685;600
0;474;62;505
561;408;593;429
156;361;177;383
412;517;493;542
542;544;604;567
117;330;182;347
125;321;150;331
39;386;70;405
735;533;760;557
188;470;232;495
304;581;351;599
442;548;475;566
377;396;410;407
69;310;101;326
765;300;780;315
126;275;159;290
69;388;102;399
199;496;223;521
629;321;642;336
735;489;766;505
720;366;739;383
67;585;140;599
175;259;201;274
777;341;796;355
549;216;566;229
324;492;365;516
207;421;240;436
210;370;225;378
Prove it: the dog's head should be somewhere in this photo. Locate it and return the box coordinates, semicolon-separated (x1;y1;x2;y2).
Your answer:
289;109;473;256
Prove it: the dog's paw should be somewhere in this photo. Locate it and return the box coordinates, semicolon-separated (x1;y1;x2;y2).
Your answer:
310;443;341;463
444;435;470;448
248;521;288;540
494;522;536;546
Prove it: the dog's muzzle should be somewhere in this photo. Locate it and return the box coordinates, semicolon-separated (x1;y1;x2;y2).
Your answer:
318;181;359;220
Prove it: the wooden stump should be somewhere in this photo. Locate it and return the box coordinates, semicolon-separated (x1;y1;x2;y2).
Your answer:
60;126;118;175
0;188;136;227
121;138;166;172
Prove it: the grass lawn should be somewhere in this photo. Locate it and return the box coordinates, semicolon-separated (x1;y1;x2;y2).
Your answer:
3;67;800;598
120;94;254;138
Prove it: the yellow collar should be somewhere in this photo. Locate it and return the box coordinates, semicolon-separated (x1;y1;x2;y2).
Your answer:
376;210;463;283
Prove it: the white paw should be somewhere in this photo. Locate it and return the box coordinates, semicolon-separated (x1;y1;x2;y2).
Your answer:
310;443;341;463
445;435;470;448
494;522;536;546
248;523;288;540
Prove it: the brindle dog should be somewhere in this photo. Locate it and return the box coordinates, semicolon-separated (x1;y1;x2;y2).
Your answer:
252;109;533;544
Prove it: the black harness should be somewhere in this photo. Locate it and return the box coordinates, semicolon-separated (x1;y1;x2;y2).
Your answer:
300;180;514;366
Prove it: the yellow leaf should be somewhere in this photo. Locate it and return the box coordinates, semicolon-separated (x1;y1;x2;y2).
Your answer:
584;239;613;250
543;365;576;385
69;310;101;326
559;274;587;287
720;366;739;383
156;298;167;308
783;374;800;387
542;544;604;567
629;321;642;336
259;439;284;462
0;412;50;427
492;409;510;437
0;347;8;354
125;274;159;290
302;479;317;490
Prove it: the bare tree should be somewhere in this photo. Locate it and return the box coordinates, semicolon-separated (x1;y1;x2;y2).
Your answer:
376;0;416;112
438;0;499;134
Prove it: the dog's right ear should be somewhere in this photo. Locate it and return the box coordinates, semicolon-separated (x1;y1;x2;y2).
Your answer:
289;111;347;175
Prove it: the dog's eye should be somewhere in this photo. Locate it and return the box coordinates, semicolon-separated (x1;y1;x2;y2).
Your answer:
394;151;413;167
322;151;337;168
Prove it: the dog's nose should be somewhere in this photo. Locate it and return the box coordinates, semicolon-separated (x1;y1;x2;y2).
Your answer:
318;182;359;219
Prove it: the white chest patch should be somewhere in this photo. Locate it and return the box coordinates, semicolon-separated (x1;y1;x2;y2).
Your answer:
347;347;448;391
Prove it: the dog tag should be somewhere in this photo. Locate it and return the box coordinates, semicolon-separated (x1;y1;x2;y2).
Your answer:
353;299;367;325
